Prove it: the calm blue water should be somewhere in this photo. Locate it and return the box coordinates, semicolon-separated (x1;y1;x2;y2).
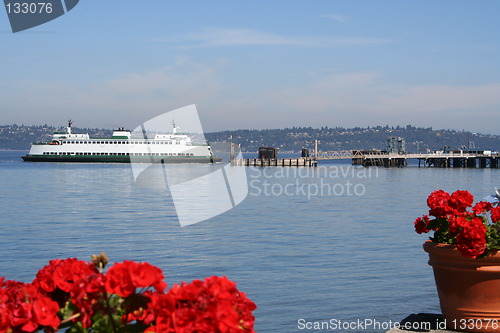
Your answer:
1;150;499;332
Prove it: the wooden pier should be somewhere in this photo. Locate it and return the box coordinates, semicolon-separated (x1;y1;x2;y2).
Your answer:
232;157;317;167
321;150;500;168
352;151;500;168
231;152;500;168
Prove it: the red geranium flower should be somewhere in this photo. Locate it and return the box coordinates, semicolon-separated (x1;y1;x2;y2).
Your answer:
105;260;166;298
449;190;474;213
491;206;500;223
414;215;431;234
415;189;500;259
53;258;97;292
0;255;256;333
33;295;60;328
456;217;487;258
472;201;493;215
2;281;60;332
427;190;452;217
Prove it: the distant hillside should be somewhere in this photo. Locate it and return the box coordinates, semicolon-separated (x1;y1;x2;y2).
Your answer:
0;125;112;150
205;125;500;153
1;123;500;153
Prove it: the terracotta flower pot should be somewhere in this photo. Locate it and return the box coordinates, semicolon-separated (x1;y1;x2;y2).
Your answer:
424;241;500;332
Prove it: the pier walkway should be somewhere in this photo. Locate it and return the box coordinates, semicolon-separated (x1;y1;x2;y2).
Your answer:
230;148;500;168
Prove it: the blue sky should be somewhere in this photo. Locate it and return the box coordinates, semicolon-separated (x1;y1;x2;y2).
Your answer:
1;1;499;134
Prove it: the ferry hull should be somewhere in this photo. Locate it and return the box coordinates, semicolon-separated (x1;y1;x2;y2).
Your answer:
22;155;222;163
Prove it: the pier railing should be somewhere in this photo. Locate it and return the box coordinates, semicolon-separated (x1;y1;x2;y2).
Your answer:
315;151;497;160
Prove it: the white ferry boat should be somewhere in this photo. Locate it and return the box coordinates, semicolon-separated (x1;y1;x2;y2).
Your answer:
22;121;221;163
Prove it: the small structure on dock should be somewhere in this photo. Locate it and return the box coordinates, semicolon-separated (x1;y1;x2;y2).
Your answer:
232;146;317;167
386;136;405;154
258;147;278;159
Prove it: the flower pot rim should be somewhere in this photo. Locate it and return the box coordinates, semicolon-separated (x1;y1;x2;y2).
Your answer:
423;240;500;261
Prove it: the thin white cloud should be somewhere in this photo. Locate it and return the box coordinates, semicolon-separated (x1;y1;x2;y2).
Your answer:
260;72;500;132
3;60;499;134
319;14;345;22
0;59;229;129
156;27;391;48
